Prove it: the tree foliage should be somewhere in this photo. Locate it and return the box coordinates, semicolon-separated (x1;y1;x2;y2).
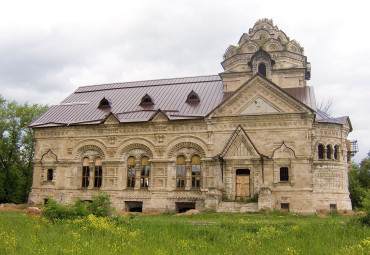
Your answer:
348;151;370;210
0;95;47;203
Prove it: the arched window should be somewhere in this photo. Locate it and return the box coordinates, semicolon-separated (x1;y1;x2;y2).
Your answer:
140;157;150;188
94;157;102;188
318;144;324;159
176;156;186;189
280;167;289;181
258;63;267;77
127;157;136;188
82;157;90;188
334;145;339;160
327;145;332;160
191;155;201;188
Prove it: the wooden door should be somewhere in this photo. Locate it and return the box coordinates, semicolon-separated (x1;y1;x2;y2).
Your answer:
236;174;250;198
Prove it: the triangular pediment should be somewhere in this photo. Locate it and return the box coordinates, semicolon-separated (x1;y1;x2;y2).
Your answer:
104;112;119;125
210;75;314;117
220;125;261;159
241;97;279;114
149;109;169;122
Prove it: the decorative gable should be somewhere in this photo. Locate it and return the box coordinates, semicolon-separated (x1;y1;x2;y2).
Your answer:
149;109;169;122
104;113;119;125
241;97;278;114
210;75;313;117
220;125;261;159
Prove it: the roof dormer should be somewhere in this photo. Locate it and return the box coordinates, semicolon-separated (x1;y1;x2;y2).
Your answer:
186;90;200;102
140;94;154;105
98;97;111;108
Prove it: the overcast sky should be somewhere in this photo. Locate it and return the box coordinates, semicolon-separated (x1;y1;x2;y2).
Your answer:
0;0;369;162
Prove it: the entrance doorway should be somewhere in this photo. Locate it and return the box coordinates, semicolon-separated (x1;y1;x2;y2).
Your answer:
236;169;250;199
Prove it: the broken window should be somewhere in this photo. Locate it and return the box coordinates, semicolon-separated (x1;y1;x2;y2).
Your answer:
177;155;186;189
47;169;54;181
281;203;290;211
176;202;195;213
334;145;339;160
258;63;267;77
330;204;337;210
318;144;324;159
327;145;332;159
94;157;102;188
82;157;90;188
191;155;201;188
127;156;136;188
280;167;289;181
140;156;150;188
125;201;143;212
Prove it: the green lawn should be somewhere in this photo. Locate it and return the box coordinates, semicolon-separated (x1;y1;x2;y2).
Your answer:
0;211;368;255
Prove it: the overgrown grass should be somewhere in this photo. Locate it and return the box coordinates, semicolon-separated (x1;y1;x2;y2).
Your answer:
0;211;369;254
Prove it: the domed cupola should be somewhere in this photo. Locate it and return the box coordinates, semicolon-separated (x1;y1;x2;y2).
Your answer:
220;19;311;92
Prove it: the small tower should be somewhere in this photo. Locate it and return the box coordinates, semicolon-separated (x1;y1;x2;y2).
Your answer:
220;19;311;92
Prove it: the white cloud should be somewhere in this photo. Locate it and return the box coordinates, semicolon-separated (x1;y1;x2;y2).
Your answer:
0;0;369;161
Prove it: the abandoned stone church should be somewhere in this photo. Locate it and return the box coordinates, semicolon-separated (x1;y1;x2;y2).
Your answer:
29;19;354;213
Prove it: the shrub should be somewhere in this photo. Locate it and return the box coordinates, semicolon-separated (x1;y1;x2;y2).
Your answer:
42;198;75;221
89;192;114;217
42;192;114;221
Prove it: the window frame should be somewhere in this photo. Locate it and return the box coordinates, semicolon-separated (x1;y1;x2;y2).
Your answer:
94;158;103;188
191;155;201;189
140;157;150;188
176;156;186;189
279;167;289;182
127;156;136;189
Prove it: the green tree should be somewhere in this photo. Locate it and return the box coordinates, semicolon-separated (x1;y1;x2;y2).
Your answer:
0;95;47;203
348;151;370;209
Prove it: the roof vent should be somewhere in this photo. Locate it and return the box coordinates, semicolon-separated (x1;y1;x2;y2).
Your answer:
140;94;154;105
186;90;200;102
98;97;111;108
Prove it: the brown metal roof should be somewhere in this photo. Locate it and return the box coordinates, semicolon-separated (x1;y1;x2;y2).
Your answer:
30;75;225;127
283;86;317;111
31;74;328;128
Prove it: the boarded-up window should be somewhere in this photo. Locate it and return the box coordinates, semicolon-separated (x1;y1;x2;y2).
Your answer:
82;157;90;188
94;157;102;188
191;155;201;188
141;157;150;188
127;157;136;188
177;156;186;189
